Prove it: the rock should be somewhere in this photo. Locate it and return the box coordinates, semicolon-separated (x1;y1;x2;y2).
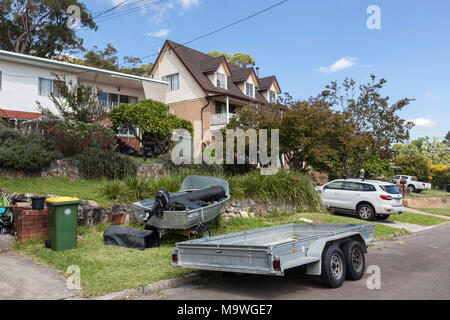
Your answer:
299;218;313;224
249;212;256;218
240;211;249;219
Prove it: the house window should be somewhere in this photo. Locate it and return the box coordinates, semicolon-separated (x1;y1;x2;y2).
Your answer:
269;90;276;103
38;78;63;97
245;82;254;97
216;72;226;88
162;73;179;92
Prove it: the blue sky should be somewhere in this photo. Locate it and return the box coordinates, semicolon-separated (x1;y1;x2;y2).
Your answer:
76;0;450;141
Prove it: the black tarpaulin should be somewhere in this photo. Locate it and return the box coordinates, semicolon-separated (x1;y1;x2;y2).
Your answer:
103;225;159;250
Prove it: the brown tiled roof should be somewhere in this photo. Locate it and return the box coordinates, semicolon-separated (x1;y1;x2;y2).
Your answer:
258;76;276;91
163;40;270;104
0;109;42;120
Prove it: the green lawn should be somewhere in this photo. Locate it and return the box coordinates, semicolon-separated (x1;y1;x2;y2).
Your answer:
0;177;110;207
406;189;450;199
389;211;448;226
13;211;404;297
411;207;450;217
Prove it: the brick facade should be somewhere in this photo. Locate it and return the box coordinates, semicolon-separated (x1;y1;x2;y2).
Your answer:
12;206;48;243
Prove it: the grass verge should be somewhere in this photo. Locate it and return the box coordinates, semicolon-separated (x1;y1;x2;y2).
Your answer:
388;211;448;226
13;211;404;296
409;207;450;217
406;189;450;199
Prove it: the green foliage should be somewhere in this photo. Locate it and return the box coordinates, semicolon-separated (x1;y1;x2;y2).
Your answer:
207;51;256;68
102;169;322;210
395;154;432;182
362;156;394;180
74;148;137;180
110;99;193;154
0;128;61;171
431;166;450;190
43;120;117;157
63;44;153;76
0;0;97;57
393;136;450;166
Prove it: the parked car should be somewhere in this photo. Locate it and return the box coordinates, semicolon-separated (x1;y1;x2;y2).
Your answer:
392;175;432;193
317;179;403;221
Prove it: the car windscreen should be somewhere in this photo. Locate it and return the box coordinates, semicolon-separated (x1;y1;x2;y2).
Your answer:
381;185;400;195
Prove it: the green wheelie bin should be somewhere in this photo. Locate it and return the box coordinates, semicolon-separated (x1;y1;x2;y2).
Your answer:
45;197;82;251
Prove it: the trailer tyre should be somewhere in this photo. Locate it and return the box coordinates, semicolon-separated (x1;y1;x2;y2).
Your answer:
342;241;365;280
197;225;210;238
320;245;346;288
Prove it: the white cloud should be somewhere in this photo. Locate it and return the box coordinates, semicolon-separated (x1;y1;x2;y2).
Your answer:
408;117;437;128
147;28;170;38
317;57;358;74
178;0;200;10
426;91;439;101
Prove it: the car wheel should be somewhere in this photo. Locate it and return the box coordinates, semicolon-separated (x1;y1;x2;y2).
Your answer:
320;245;346;288
408;184;416;193
357;204;375;221
376;214;390;220
342;241;365;280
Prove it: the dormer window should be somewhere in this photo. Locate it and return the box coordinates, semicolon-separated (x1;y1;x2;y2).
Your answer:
269;90;276;103
216;72;226;88
245;82;254;97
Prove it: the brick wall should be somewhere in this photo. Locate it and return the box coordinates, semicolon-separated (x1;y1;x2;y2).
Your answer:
118;136;141;151
12;206;48;243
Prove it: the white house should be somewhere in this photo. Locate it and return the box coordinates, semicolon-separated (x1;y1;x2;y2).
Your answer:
0;49;168;150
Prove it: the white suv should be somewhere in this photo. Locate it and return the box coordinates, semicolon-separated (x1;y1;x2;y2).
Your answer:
318;179;403;221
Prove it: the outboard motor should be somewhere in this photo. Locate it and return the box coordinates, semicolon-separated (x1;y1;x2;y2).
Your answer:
144;188;170;222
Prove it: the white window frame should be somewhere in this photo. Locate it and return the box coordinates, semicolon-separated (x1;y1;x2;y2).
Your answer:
245;82;254;97
269;90;276;103
216;72;226;89
38;78;62;97
162;73;180;92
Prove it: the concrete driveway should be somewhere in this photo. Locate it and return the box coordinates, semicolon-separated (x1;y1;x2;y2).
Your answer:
0;234;79;300
139;224;450;300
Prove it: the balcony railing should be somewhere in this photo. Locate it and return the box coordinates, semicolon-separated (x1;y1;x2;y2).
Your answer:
210;113;236;126
97;100;120;109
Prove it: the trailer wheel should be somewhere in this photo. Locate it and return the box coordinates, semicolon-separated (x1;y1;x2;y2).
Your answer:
320;245;346;288
197;225;210;238
342;241;365;280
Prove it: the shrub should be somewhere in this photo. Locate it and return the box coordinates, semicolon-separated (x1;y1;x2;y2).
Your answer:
362;156;394;181
74;148;137;180
101;169;322;210
395;154;432;182
0;129;61;171
431;165;450;190
44;120;117;157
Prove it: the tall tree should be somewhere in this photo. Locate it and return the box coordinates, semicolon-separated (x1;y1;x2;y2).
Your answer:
62;43;153;76
445;130;450;146
207;51;256;68
316;75;415;176
0;0;97;58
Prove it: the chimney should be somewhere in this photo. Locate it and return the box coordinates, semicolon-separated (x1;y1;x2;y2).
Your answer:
256;67;260;78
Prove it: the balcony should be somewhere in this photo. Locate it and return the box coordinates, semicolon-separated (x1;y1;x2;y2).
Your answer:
97;100;120;109
210;113;236;126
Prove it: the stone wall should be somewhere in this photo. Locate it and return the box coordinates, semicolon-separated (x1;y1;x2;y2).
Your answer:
0;160;166;180
403;197;449;208
221;198;312;219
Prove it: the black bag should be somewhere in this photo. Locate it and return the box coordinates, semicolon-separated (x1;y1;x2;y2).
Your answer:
103;225;159;250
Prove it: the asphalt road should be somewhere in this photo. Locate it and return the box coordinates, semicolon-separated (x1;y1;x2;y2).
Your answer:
140;223;450;300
